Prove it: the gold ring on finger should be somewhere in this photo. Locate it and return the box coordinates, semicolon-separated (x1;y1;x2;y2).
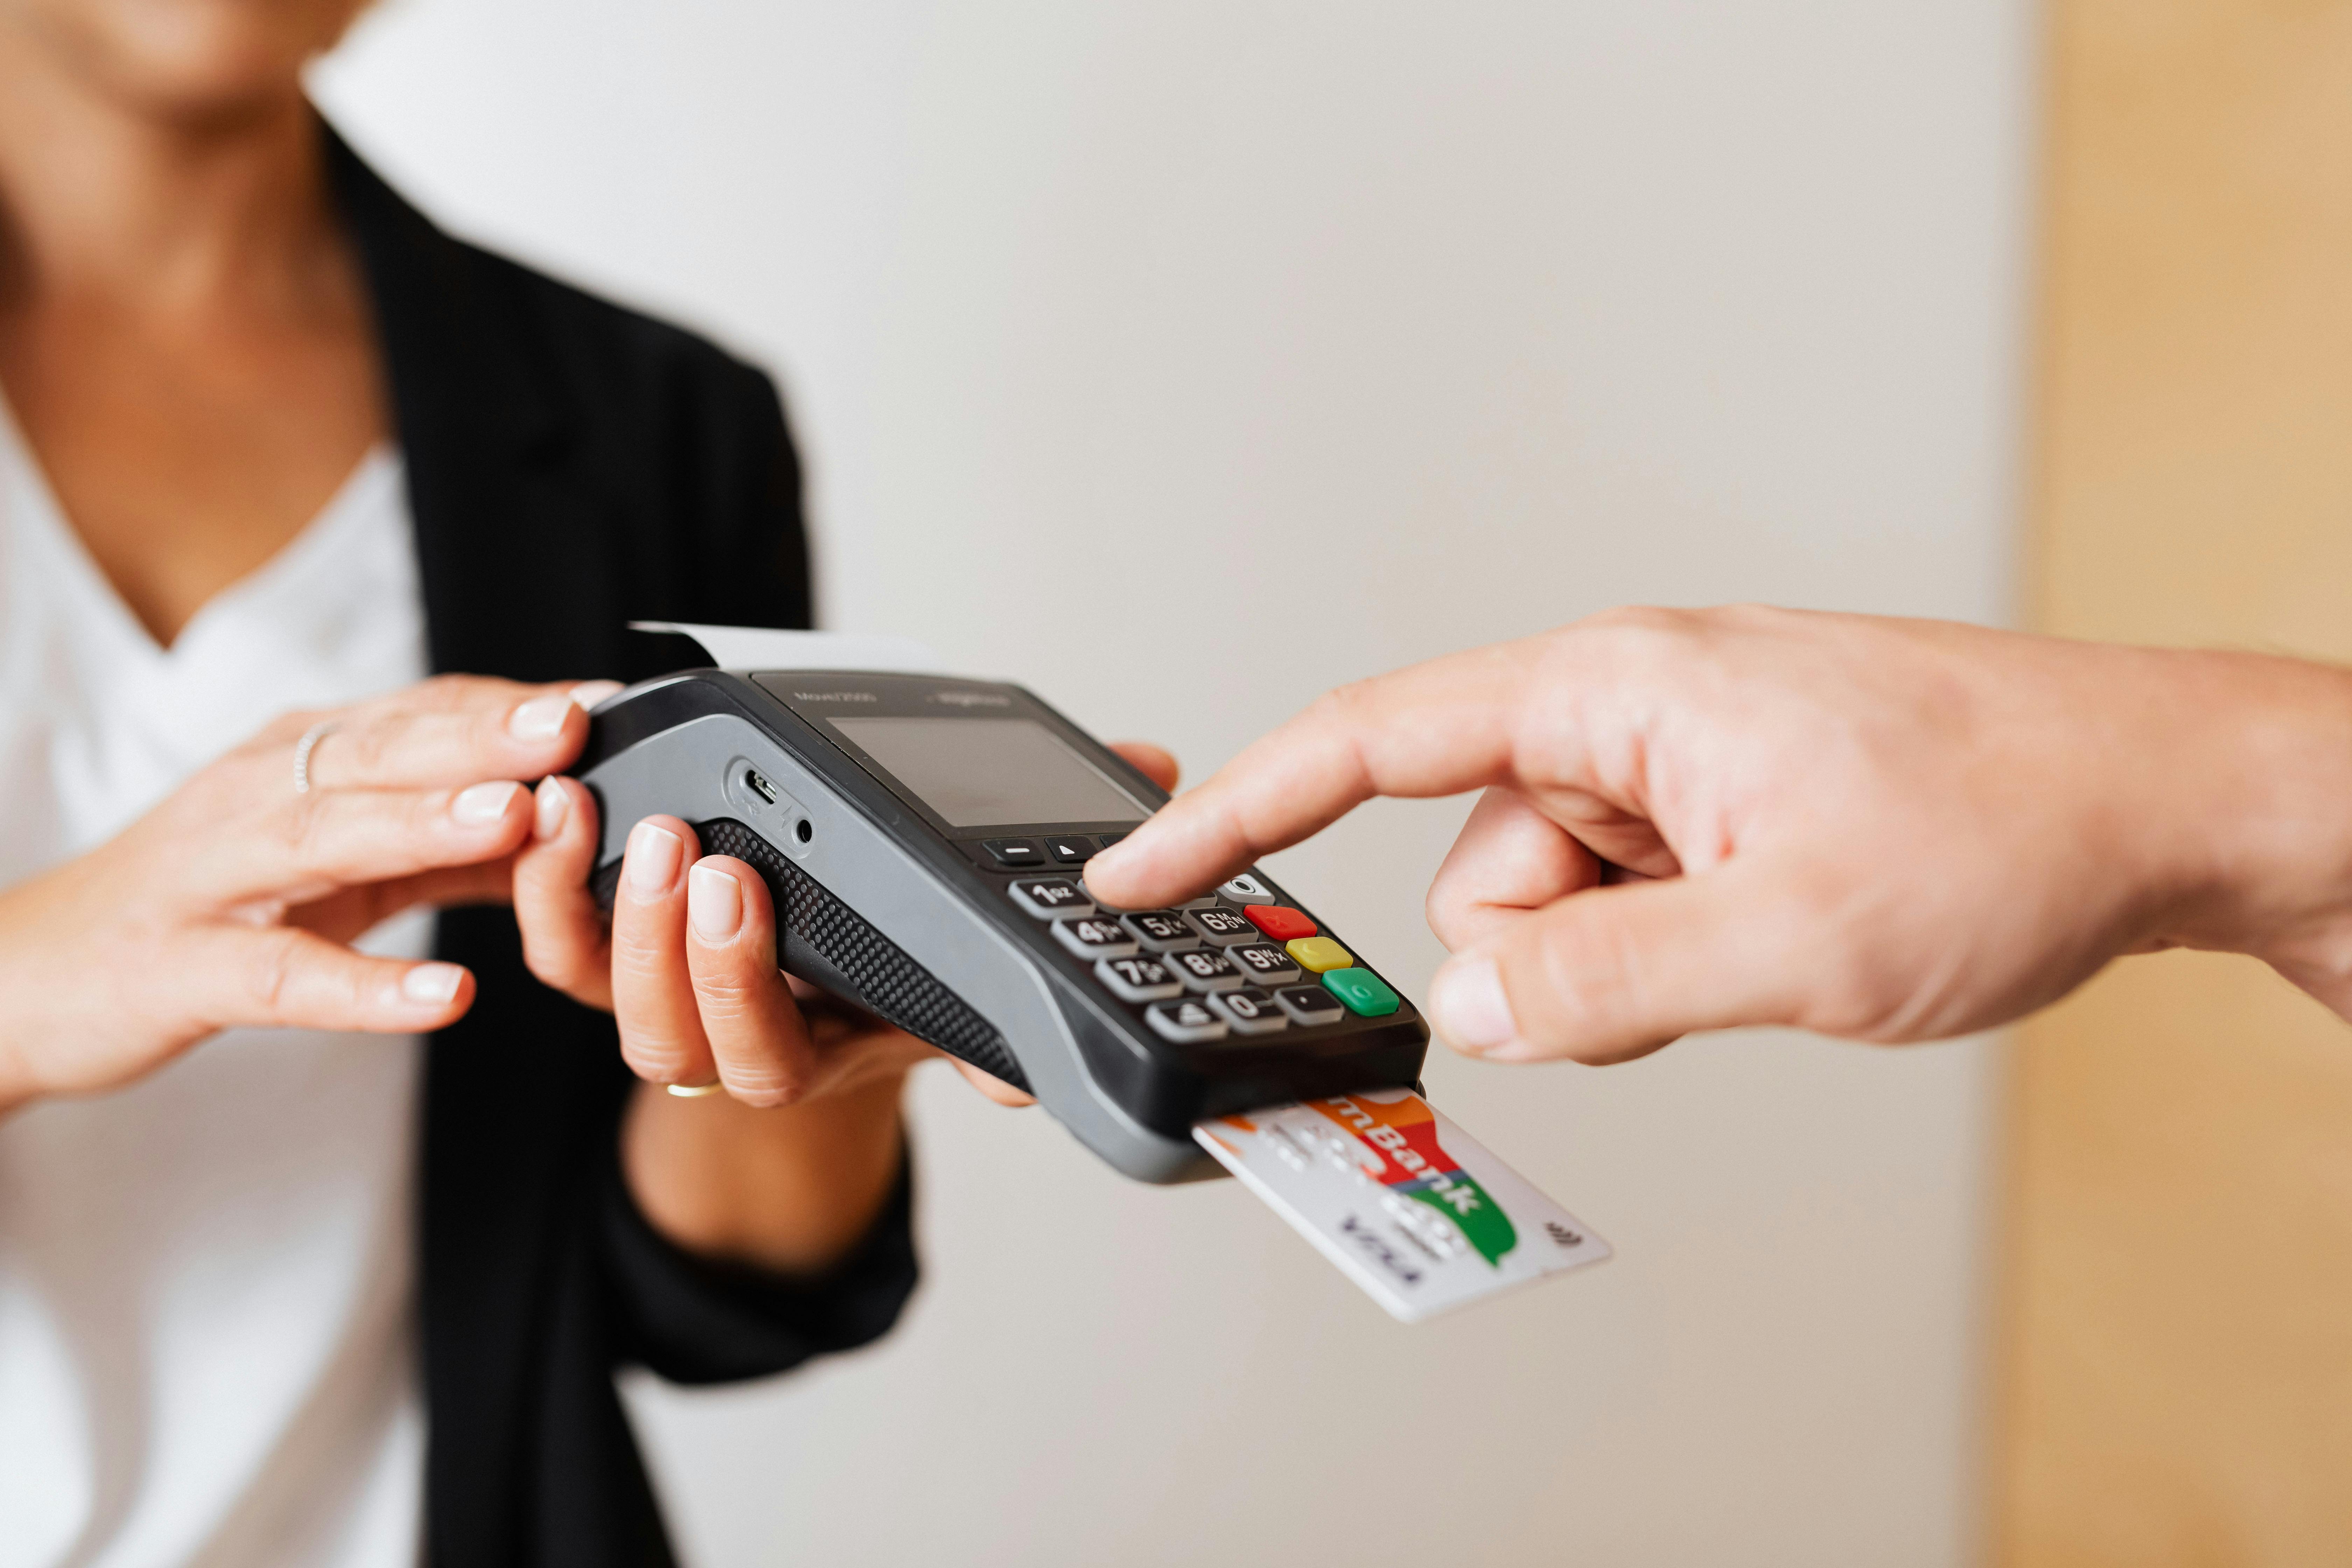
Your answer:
292;721;340;795
665;1080;726;1098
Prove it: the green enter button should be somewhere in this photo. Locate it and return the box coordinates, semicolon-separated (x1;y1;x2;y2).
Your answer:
1322;968;1401;1017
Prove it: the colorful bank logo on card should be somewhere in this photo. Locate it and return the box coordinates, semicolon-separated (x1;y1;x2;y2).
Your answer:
1195;1087;1610;1323
1308;1094;1517;1266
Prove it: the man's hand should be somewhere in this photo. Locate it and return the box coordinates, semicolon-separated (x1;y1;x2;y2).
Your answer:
1084;607;2352;1066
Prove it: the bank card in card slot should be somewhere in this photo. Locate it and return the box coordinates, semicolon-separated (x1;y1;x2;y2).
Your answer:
1195;1088;1609;1323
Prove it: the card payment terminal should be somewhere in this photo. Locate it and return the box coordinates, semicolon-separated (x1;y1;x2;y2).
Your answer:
576;662;1429;1183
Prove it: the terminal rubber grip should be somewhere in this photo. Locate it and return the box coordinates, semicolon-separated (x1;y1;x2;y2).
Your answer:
590;816;1031;1094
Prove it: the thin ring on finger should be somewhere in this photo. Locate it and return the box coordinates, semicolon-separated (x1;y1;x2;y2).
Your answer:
292;721;340;795
665;1080;725;1098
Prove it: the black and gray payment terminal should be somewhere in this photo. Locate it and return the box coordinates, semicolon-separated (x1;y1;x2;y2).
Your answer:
576;652;1428;1182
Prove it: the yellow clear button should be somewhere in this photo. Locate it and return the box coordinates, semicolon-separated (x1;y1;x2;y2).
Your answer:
1285;936;1354;973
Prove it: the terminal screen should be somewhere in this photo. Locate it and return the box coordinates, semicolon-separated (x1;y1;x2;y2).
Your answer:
830;716;1150;829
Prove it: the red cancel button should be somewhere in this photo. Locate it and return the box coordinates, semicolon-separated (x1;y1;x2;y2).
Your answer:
1244;905;1317;942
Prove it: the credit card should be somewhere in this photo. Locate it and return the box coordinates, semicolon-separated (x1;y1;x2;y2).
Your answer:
1195;1088;1609;1323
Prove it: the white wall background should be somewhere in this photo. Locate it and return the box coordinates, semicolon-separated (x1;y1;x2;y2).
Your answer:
315;4;2035;1563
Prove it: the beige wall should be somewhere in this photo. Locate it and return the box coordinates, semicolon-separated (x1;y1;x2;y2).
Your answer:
1998;1;2352;1562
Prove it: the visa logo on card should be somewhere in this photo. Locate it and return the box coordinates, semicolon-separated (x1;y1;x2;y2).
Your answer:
1195;1088;1610;1323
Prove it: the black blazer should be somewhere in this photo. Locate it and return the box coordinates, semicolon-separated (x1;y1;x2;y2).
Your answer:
327;126;918;1568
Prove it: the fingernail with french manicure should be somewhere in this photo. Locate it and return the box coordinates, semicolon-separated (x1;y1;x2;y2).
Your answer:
625;822;683;894
508;695;575;742
533;778;568;840
688;863;743;942
568;680;625;710
453;780;522;826
1429;957;1521;1057
400;963;465;1006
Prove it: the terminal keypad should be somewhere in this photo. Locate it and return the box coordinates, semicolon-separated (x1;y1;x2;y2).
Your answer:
985;838;1046;867
1166;948;1245;994
1096;955;1184;1002
1008;877;1093;919
1243;904;1316;942
1120;911;1202;953
1186;907;1256;947
1053;917;1139;960
1209;989;1289;1035
1146;997;1228;1043
1273;984;1346;1026
1010;858;1408;1041
1217;873;1277;905
1227;942;1301;986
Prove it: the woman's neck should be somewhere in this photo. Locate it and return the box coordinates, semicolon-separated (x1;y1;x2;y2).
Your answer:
0;22;382;649
0;34;337;320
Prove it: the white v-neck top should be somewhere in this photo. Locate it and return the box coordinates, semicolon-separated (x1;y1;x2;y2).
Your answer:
0;399;428;1568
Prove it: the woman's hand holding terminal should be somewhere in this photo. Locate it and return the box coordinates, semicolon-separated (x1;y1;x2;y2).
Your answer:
511;736;1178;1271
1084;607;2352;1066
516;738;1183;1109
0;676;597;1113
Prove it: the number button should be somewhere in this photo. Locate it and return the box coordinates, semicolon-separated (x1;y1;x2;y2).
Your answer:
1273;984;1346;1026
1052;917;1140;960
1008;877;1093;919
1145;998;1229;1043
1096;955;1183;1002
1209;989;1289;1035
1243;905;1316;941
1186;906;1257;947
1165;948;1245;994
1322;968;1402;1017
1285;936;1354;973
1217;872;1277;905
1119;910;1201;952
1227;942;1301;986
